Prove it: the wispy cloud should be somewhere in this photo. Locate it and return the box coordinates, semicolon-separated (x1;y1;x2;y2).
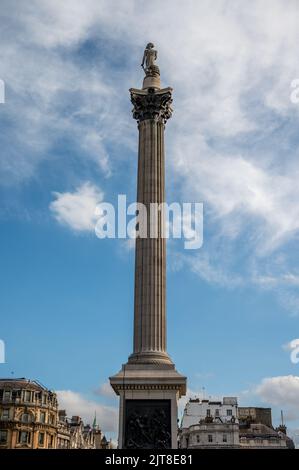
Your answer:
194;372;215;380
1;0;299;315
186;252;243;288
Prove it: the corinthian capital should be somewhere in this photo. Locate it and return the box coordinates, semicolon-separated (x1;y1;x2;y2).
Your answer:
130;87;173;124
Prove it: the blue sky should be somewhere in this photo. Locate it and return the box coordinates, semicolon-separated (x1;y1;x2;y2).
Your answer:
1;0;299;442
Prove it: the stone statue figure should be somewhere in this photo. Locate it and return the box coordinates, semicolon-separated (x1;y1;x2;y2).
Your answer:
141;43;158;75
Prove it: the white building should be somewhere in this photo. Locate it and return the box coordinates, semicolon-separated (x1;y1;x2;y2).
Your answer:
179;397;239;449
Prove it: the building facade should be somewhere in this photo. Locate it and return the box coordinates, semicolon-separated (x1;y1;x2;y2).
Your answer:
93;426;112;449
57;410;71;449
238;407;272;428
0;378;58;449
180;398;294;449
180;397;239;449
0;378;110;449
68;416;98;449
238;407;293;449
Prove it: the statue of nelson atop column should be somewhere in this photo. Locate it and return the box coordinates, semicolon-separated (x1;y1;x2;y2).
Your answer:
140;42;161;89
141;42;160;76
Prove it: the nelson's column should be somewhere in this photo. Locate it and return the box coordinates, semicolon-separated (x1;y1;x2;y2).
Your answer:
110;43;186;449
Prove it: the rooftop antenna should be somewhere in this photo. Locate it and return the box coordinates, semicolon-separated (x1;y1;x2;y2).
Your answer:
202;386;205;400
281;410;284;427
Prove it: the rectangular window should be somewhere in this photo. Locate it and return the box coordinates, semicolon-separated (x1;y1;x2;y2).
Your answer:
0;430;8;444
206;409;211;417
227;409;232;416
196;434;200;443
38;432;44;446
21;413;32;423
1;409;9;420
19;431;30;444
11;390;21;400
48;435;54;448
40;412;46;423
208;434;213;442
3;391;11;401
223;434;227;442
24;391;31;402
215;409;219;417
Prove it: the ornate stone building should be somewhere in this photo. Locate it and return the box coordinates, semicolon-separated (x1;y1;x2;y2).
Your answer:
93;425;112;449
0;378;111;449
179;397;294;449
238;407;294;449
180;397;239;449
56;413;112;449
57;410;71;449
0;378;58;449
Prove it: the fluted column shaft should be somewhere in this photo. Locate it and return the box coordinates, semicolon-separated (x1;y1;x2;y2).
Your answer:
128;87;173;365
133;119;166;355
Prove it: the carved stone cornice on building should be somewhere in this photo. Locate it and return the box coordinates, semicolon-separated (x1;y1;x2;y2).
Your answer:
130;87;173;124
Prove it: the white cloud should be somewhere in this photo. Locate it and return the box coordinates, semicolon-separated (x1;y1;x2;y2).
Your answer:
50;182;103;231
56;390;118;433
2;0;299;186
256;375;299;421
94;381;115;398
282;340;297;352
2;0;299;313
173;136;299;254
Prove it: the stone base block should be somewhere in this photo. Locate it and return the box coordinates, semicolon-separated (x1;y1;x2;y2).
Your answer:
110;362;186;449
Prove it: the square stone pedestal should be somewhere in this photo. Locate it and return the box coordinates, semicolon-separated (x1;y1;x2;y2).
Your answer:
110;363;186;449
